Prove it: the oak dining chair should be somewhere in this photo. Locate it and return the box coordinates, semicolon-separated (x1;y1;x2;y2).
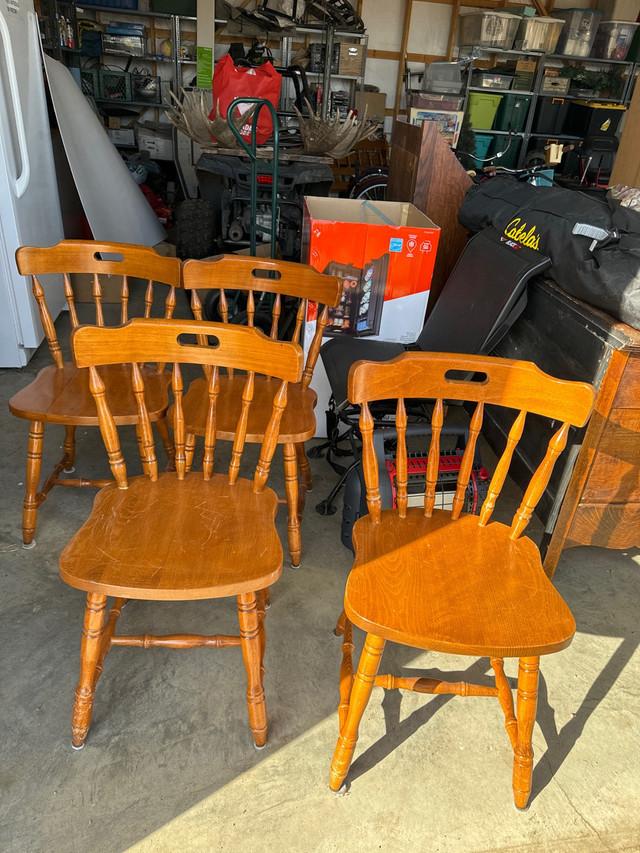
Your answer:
60;317;302;749
9;241;181;547
329;351;595;809
179;255;342;568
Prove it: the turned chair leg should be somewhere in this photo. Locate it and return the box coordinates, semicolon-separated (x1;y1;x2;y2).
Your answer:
296;442;313;492
512;656;540;810
155;417;176;471
238;591;268;749
256;589;268;687
329;632;386;791
71;593;107;749
22;420;44;548
62;425;77;473
283;443;302;568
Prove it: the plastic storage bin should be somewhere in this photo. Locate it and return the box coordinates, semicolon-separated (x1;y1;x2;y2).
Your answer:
532;97;571;134
513;16;564;52
467;92;503;130
471;133;493;168
458;11;520;49
491;135;520;169
407;92;464;111
472;70;513;90
423;62;462;93
494;93;532;132
564;100;626;137
592;21;639;61
552;8;603;57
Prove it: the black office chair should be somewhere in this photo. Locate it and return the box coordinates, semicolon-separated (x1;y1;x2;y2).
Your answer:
313;227;551;515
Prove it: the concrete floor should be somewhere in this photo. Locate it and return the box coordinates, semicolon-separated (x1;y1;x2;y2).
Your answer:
1;302;639;853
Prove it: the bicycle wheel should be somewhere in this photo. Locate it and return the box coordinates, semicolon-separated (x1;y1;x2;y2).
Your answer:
348;173;388;201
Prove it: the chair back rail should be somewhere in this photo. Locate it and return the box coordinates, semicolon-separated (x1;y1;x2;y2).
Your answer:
351;352;595;539
183;255;342;387
73;318;303;492
16;241;182;365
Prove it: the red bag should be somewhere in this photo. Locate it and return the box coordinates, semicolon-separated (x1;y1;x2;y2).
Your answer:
209;55;282;145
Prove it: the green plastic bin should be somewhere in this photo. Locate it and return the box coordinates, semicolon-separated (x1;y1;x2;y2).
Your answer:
467;92;504;130
489;134;521;169
494;93;532;133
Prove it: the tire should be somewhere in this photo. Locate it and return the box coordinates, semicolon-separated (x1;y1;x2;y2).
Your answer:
176;199;216;260
348;173;388;201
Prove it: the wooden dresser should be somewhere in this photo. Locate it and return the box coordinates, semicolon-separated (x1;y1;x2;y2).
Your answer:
484;277;640;577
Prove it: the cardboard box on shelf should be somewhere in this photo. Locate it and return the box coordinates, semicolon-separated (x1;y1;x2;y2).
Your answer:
107;128;136;147
338;42;364;76
302;197;441;435
136;123;173;160
358;91;386;122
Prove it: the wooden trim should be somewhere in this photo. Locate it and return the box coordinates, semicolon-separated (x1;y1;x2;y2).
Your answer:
393;0;413;118
446;0;461;62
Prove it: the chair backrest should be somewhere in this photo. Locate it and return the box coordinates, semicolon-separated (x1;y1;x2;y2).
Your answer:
71;318;303;492
415;227;551;355
16;241;182;369
349;351;595;539
182;255;342;389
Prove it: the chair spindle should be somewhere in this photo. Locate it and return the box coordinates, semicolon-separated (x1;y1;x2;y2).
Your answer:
63;273;79;328
144;280;154;318
479;410;526;527
89;366;127;488
92;273;105;326
254;379;289;494
120;276;130;324
32;275;64;368
424;398;444;517
395;398;408;518
360;402;381;523
132;363;158;481
451;401;484;520
172;363;187;480
202;365;220;481
229;372;255;485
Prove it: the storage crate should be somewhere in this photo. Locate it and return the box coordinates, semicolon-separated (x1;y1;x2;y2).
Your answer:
458;11;520;49
338;43;364;76
80;68;99;97
471;133;492;168
423;61;462;93
491;134;521;169
541;75;571;95
564;100;626;137
552;8;603;57
513;16;564;52
472;70;513;90
98;68;132;102
592;21;639;60
407;92;464;111
467;92;503;130
494;93;532;132
132;73;161;103
532;97;570;134
103;32;145;56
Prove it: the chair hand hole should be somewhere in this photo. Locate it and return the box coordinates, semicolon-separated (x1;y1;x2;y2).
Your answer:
445;369;488;384
94;252;125;263
178;333;220;348
251;268;282;280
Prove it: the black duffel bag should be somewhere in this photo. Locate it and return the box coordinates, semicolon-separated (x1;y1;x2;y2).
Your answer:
458;177;640;330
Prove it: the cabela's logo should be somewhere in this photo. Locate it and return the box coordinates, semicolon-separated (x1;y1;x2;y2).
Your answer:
504;218;540;251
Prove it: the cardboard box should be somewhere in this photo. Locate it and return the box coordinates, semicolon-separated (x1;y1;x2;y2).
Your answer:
541;76;571;95
338;42;364;76
610;74;640;187
107;128;136;147
358;91;386;122
136;124;173;160
302;197;440;435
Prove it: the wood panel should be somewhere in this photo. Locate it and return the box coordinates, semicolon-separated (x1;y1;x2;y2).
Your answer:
386;119;472;313
580;408;640;503
612;356;640;408
566;503;640;550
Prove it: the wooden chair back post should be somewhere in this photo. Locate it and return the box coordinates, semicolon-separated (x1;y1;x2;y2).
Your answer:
182;255;342;387
71;318;303;492
349;352;596;539
16;241;182;367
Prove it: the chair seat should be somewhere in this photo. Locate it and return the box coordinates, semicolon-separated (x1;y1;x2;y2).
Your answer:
347;508;575;659
9;362;171;425
180;376;318;443
60;472;283;600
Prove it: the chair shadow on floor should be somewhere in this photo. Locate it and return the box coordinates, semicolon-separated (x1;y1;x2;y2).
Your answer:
340;546;640;805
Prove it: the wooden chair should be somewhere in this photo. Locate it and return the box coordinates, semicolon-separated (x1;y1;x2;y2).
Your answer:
60;317;302;749
180;255;343;568
9;241;182;547
329;352;595;809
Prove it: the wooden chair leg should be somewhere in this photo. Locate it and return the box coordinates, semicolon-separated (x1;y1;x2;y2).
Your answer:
512;656;540;810
71;593;107;749
283;442;301;568
22;420;44;548
62;425;77;473
256;589;267;687
238;591;268;749
337;616;354;732
155;417;176;471
296;442;313;492
329;632;386;791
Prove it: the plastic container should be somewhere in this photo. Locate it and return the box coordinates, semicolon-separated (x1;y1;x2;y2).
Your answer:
494;93;532;132
563;100;626;136
423;62;462;94
471;133;493;168
458;11;520;50
490;135;521;169
627;24;640;62
532;97;571;134
552;8;603;57
591;21;639;61
467;92;504;130
473;70;513;90
513;16;564;52
407;91;464;111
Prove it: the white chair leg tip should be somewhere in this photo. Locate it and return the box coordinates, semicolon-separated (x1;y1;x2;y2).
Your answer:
71;742;85;751
22;540;36;550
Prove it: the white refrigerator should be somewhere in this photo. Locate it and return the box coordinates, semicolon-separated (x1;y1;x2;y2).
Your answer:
0;0;64;367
